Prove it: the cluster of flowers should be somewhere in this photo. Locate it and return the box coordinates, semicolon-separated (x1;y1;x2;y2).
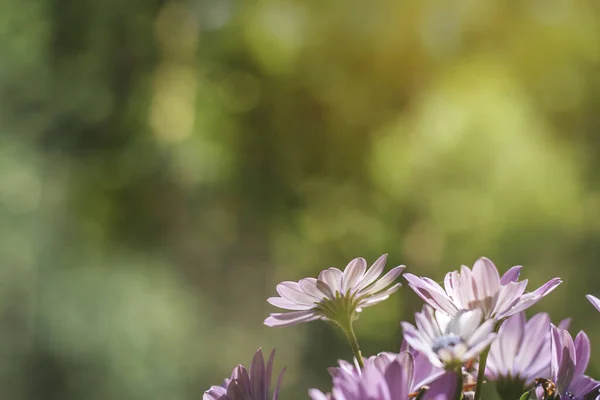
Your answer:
204;255;600;400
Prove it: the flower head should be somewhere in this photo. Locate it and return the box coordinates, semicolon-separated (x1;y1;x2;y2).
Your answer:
486;312;570;398
401;305;497;369
404;257;561;321
309;352;456;400
203;348;285;400
587;294;600;313
533;326;600;400
265;254;405;327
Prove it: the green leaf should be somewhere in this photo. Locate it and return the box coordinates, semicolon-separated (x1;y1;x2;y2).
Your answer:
519;392;531;400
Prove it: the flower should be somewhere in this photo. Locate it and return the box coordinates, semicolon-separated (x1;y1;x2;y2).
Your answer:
328;347;445;392
533;326;600;400
486;312;570;398
404;257;561;321
264;254;405;327
401;305;497;369
309;352;456;400
587;294;600;313
203;348;285;400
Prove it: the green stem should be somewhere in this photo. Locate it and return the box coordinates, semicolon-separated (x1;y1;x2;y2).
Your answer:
454;367;464;400
335;317;365;368
474;346;490;400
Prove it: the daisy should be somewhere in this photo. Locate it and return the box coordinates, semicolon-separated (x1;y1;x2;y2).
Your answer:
486;312;569;398
309;352;456;400
401;305;497;370
203;348;285;400
404;257;561;321
532;326;600;400
264;254;405;327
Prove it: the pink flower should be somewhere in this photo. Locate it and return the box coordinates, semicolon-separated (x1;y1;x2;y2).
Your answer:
404;257;561;320
265;254;405;327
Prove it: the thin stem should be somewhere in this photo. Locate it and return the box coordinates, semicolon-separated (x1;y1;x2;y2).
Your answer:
474;346;490;400
335;316;365;368
455;367;464;400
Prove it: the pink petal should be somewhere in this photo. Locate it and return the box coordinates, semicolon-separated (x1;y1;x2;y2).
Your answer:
264;311;320;327
267;297;314;310
356;254;387;291
359;283;401;307
276;281;319;304
364;265;405;294
341;257;367;293
500;265;522;284
492;280;528;318
405;274;459;316
318;268;343;294
587;294;600;312
299;277;332;300
472;257;501;300
574;331;591;379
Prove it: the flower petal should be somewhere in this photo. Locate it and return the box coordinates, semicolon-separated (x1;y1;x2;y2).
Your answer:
363;265;405;294
264;311;320;327
500;265;522;284
318;268;343;295
342;257;367;294
587;294;600;313
356;254;387;291
267;297;314;310
276;282;319;304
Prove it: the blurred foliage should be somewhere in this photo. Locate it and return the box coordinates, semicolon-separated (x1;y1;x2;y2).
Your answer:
1;0;600;399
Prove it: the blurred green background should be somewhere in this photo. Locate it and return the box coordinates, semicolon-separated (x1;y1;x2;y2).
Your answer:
2;0;600;399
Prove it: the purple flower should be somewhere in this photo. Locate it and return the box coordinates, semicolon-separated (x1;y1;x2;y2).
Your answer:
401;305;497;369
404;257;561;320
309;352;456;400
486;312;570;398
265;254;405;327
533;326;600;400
587;295;600;313
203;348;285;400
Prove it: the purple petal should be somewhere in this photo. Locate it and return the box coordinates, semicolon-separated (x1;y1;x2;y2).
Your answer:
404;273;459;316
203;386;227;400
500;265;522;284
250;348;265;400
363;265;405;294
341;257;367;293
273;366;286;400
265;349;275;399
587;295;600;312
426;371;458;400
356;254;387;291
574;331;591;380
559;318;572;331
264;311;320;327
318;268;343;295
359;283;402;307
267;297;314;310
276;282;319;305
299;277;333;300
308;389;329;400
472;257;501;300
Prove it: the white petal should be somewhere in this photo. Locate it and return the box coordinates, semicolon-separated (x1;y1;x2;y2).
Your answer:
587;295;600;312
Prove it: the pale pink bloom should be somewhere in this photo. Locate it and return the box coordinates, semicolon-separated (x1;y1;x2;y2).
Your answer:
486;312;571;397
404;257;561;320
265;254;405;327
401;305;497;369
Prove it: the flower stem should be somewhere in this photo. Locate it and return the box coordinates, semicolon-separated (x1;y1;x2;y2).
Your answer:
335;316;365;368
454;367;464;400
474;346;490;400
